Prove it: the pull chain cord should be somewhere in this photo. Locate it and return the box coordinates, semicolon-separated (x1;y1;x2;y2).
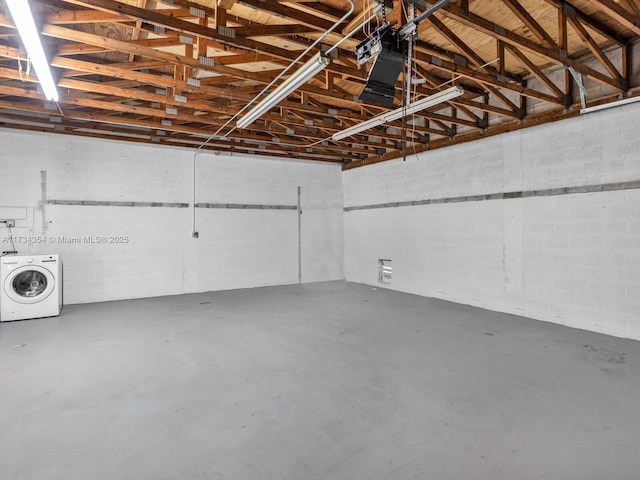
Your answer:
17;55;31;82
7;224;16;253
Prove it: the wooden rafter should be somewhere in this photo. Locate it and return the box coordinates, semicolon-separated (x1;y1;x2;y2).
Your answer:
438;2;626;91
500;0;557;48
423;15;521;113
503;43;565;99
540;0;626;45
234;0;349;32
51;0;365;78
46;9;130;24
413;53;567;106
590;0;640;36
0;0;636;166
566;14;622;82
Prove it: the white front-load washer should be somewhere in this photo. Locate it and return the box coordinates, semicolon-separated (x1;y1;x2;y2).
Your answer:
0;254;62;322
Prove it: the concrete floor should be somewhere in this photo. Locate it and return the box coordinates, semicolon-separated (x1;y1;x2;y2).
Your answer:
1;281;639;480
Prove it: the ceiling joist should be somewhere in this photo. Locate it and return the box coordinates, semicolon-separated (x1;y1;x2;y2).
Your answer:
0;0;637;166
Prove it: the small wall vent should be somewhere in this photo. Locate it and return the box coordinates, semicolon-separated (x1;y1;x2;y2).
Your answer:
378;259;392;285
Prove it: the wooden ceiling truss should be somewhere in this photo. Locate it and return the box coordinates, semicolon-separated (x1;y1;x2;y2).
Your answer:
0;0;637;167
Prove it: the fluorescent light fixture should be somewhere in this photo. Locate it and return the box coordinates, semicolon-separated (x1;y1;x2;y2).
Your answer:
333;85;464;141
237;53;330;129
6;0;59;101
581;95;640;115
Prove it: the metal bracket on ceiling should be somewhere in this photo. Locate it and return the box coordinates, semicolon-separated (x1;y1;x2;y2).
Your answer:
567;66;587;110
398;0;452;39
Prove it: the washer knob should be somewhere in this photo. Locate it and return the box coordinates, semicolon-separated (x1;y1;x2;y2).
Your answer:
26;257;33;263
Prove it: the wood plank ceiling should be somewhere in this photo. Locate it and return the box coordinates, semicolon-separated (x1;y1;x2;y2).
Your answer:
0;0;638;167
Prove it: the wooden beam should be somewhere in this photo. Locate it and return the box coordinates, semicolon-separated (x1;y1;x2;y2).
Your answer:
281;0;348;23
539;0;626;45
215;3;227;28
46;9;131;24
557;4;572;99
54;0;313;59
411;64;522;118
622;0;640;18
500;0;557;48
45;56;361;121
497;40;505;76
128;0;148;62
38;56;421;143
218;0;236;10
129;37;182;48
438;2;625;91
234;0;358;34
413;18;562;111
208;53;276;65
0;81;374;153
342;0;379;36
482;84;520;113
503;44;565;99
0;96;367;158
591;0;640;36
232;24;316;37
38;23;363;97
158;0;217;18
427;15;495;74
413;54;566;106
0;87;370;156
0;0;633;165
49;2;366;79
566;15;623;83
56;44;112;56
453;95;520;118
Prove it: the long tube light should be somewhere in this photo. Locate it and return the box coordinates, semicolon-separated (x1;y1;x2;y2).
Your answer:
6;0;59;102
580;95;640;115
332;86;464;141
237;53;330;129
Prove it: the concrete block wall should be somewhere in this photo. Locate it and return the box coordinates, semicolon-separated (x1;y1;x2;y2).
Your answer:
343;102;640;340
0;130;343;304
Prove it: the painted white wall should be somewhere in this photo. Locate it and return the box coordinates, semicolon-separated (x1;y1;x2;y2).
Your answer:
343;103;640;340
1;104;638;341
0;130;343;304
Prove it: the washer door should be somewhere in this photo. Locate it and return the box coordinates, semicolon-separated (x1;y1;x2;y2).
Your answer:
4;265;55;304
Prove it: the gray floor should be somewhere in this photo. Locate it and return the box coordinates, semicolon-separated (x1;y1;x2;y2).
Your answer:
1;281;639;480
